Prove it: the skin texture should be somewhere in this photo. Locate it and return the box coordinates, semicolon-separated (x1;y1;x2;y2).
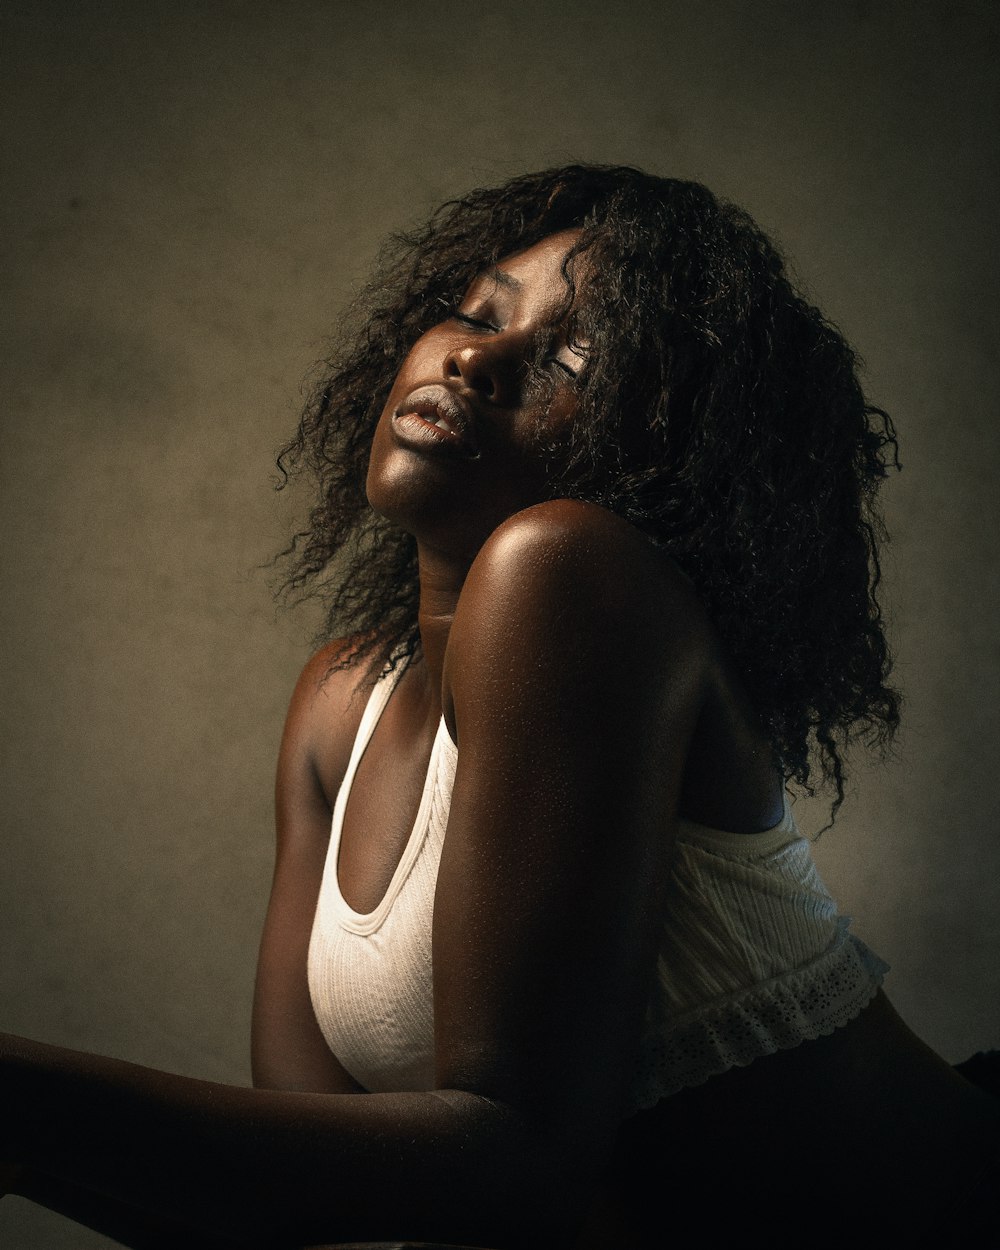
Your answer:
3;233;997;1248
365;230;590;564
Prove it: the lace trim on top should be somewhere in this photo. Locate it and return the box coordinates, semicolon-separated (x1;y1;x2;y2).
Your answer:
625;802;889;1109
630;917;889;1109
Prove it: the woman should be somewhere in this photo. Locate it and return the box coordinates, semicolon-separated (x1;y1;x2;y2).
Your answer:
3;165;997;1248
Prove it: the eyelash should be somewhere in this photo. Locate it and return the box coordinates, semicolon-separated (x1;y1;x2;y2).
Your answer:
547;357;579;380
451;309;497;332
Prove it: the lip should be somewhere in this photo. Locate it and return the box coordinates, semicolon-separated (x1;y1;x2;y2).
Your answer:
391;385;479;457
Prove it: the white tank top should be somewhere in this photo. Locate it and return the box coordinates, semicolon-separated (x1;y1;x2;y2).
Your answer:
308;664;888;1110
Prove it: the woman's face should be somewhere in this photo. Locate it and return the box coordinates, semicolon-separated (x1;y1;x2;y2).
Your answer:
366;229;588;561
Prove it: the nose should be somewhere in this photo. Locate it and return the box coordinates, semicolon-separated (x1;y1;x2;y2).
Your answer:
444;339;518;404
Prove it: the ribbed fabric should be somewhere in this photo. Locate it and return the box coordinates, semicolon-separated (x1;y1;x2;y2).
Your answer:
308;665;888;1107
308;668;454;1092
630;819;888;1107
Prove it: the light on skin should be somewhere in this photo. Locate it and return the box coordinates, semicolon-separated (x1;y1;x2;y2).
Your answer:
367;229;589;551
366;228;591;703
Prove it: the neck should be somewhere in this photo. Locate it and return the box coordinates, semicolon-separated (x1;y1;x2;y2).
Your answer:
412;538;475;708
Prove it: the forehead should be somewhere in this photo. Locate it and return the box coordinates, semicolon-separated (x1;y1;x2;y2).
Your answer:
467;229;585;312
496;228;583;279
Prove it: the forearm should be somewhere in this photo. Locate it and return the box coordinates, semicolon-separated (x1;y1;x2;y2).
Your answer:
3;1034;572;1249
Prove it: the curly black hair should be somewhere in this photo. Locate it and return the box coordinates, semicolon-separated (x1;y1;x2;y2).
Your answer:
276;164;900;814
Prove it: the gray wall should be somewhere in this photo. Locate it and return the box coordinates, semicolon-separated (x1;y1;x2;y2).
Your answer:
2;2;997;1244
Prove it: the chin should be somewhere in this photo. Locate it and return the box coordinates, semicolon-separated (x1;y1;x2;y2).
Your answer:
366;455;442;530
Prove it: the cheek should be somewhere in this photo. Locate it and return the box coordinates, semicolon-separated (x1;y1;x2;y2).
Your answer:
525;390;580;456
388;329;445;392
550;389;581;429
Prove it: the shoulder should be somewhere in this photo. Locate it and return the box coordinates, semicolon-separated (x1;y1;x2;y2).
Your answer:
467;497;676;582
282;639;371;747
279;638;382;813
444;500;713;732
454;498;709;650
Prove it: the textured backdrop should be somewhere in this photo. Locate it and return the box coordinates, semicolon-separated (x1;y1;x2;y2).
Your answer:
2;2;998;1244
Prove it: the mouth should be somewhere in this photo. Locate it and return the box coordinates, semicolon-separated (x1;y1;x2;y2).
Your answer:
392;385;478;456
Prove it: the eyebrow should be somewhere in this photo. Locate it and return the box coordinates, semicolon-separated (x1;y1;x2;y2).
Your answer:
481;265;521;292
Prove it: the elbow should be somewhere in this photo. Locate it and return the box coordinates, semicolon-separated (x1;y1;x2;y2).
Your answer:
432;1088;615;1249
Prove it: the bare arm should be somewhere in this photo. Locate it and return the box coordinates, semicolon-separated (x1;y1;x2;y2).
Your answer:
251;641;367;1095
3;501;709;1248
435;501;707;1143
4;1033;550;1245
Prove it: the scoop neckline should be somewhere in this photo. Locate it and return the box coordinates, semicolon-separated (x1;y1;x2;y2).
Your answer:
329;666;452;935
327;664;797;927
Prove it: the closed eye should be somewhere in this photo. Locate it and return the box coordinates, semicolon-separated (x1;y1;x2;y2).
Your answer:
547;339;589;381
546;356;579;380
451;310;498;332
